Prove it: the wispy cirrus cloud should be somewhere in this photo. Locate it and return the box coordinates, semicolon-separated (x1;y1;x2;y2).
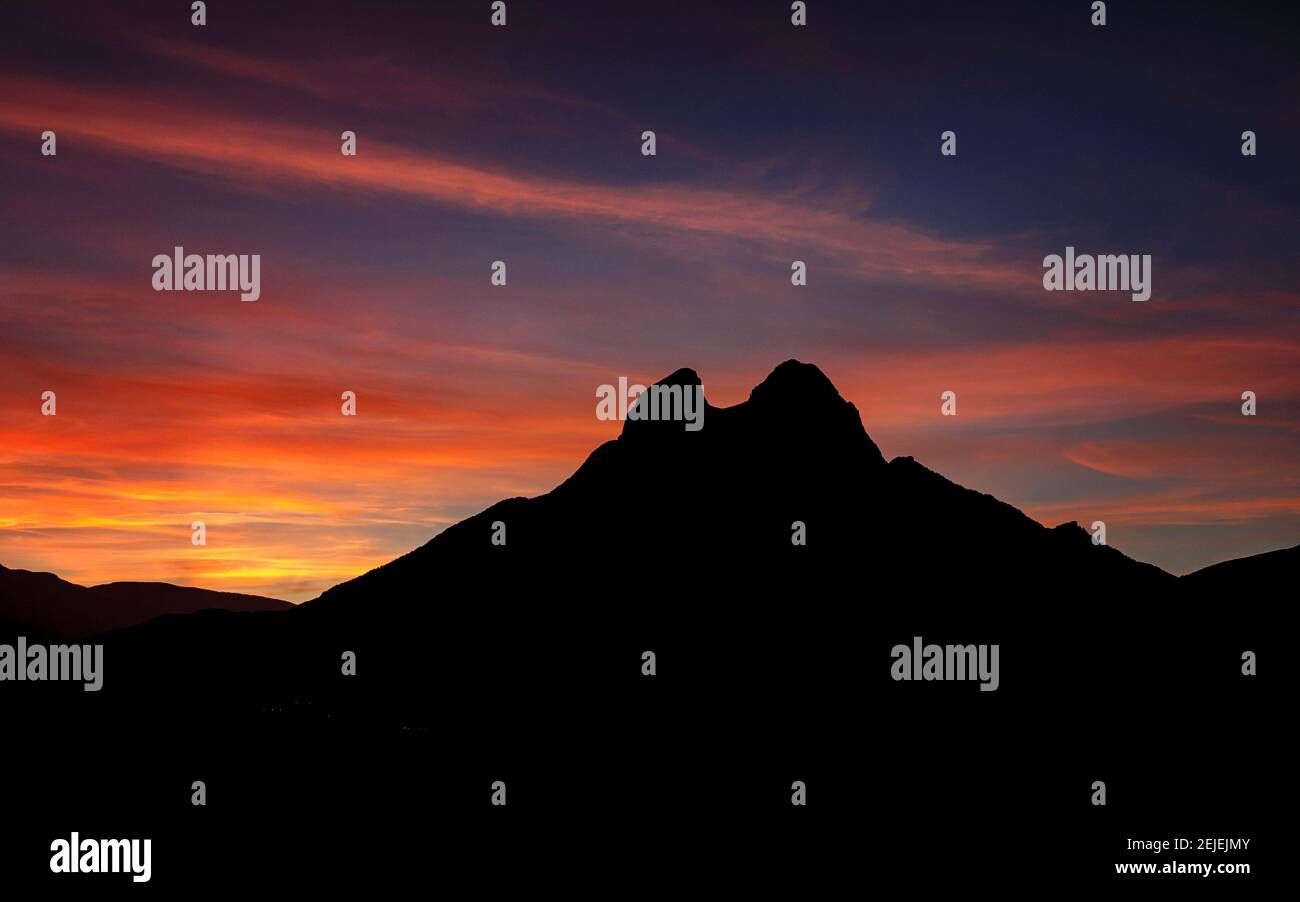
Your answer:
0;75;1028;291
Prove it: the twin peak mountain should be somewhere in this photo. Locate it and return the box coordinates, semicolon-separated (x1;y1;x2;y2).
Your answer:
308;358;1174;616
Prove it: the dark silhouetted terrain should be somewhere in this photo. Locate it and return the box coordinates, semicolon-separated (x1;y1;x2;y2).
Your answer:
1182;542;1298;594
0;361;1282;890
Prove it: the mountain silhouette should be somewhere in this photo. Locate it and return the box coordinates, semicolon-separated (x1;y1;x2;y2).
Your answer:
3;360;1287;656
2;360;1288;713
4;358;1272;722
0;565;289;641
304;358;1172;620
1;360;1280;890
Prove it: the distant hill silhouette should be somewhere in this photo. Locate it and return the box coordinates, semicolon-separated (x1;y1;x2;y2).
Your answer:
0;565;289;641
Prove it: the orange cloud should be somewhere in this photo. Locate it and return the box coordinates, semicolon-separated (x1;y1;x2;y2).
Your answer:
829;336;1300;433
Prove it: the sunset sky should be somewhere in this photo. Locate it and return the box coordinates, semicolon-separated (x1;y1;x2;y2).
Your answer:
2;1;1297;601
